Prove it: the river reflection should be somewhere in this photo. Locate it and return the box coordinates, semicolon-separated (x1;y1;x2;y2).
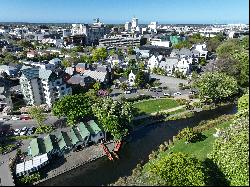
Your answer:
39;104;237;186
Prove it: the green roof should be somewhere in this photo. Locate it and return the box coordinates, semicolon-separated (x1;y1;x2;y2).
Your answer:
69;128;80;145
43;135;54;153
55;131;72;150
30;138;46;157
77;122;90;139
86;120;102;135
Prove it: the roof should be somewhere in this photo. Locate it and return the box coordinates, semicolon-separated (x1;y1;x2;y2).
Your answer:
39;68;53;80
77;122;90;139
21;67;39;80
54;131;72;150
69;127;80;145
86;120;102;135
29;138;46;157
43;134;54;153
83;70;107;82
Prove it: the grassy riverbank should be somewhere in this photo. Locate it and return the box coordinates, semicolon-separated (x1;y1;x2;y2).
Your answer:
133;98;179;116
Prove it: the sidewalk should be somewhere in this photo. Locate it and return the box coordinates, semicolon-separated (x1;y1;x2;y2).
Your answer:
0;151;16;186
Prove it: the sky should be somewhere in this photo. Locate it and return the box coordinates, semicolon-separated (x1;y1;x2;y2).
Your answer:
0;0;248;24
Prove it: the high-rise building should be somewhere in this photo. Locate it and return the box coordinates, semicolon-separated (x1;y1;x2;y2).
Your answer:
131;17;138;29
125;22;132;31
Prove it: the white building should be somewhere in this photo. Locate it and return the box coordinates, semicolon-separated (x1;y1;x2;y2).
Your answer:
148;22;158;33
128;70;136;86
147;55;163;70
176;57;193;75
150;38;170;47
125;22;132;31
131;17;138;29
20;67;72;107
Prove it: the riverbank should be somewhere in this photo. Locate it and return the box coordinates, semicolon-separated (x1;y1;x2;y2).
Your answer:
33;141;115;185
38;104;237;186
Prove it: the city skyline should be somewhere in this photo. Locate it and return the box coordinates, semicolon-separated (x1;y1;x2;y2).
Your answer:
0;0;249;24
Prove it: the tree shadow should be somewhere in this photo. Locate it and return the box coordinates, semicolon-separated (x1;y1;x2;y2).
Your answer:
203;158;230;186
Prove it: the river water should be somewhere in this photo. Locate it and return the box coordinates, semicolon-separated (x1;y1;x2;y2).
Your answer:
39;104;237;186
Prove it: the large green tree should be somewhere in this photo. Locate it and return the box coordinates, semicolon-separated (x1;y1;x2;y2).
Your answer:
92;47;108;62
92;97;135;140
52;94;93;125
135;70;149;88
28;106;46;126
193;72;238;103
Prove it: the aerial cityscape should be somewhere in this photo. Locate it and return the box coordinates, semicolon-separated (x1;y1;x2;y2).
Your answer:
0;0;249;186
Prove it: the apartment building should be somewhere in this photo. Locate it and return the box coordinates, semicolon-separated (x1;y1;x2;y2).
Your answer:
20;67;72;107
99;33;141;47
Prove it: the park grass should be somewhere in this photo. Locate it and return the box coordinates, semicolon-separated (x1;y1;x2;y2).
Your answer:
158;118;233;161
133;98;179;115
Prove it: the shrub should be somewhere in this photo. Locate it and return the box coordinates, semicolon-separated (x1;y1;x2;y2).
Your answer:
176;127;202;143
208;114;249;186
35;125;54;134
16;172;41;185
145;152;208;186
238;94;249;112
175;98;188;105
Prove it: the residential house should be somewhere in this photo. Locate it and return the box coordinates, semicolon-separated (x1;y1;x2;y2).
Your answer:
176;57;193;75
191;43;208;59
27;50;37;58
75;63;90;74
159;57;179;76
147;54;163;70
107;54;124;67
67;74;96;88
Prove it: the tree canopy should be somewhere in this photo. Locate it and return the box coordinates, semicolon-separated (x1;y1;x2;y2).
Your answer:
193;72;238;103
52;94;93;125
92;47;108;62
92;97;135;140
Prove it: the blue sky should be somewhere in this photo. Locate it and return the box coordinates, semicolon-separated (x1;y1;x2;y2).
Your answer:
0;0;248;24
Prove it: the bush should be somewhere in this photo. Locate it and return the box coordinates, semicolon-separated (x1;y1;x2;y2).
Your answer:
176;127;202;143
208;114;249;186
35;125;54;134
16;172;41;185
145;152;208;186
238;94;249;112
175;98;188;105
126;95;152;102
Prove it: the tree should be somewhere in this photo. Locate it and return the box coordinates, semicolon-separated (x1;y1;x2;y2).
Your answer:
61;59;72;68
80;54;92;64
135;71;149;88
92;47;108;62
208;112;249;186
193;72;238;104
28;106;46;126
109;49;116;56
127;46;135;55
199;58;207;66
92;97;135;140
120;82;128;91
113;152;209;186
52;94;93;125
93;82;101;91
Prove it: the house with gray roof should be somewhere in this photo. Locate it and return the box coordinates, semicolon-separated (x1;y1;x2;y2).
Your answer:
159;57;179;76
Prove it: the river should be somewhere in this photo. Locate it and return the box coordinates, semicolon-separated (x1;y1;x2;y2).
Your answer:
38;104;237;186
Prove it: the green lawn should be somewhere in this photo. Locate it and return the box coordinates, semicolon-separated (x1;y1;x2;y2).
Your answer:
159;119;233;161
134;98;179;115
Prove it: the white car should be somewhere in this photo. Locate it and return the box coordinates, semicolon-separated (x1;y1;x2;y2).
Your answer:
20;127;27;136
14;129;20;136
12;116;20;120
174;92;182;96
163;93;170;96
124;90;131;94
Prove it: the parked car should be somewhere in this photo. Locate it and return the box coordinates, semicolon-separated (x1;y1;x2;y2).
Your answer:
124;90;131;94
14;129;21;136
27;126;36;135
11;116;20;120
174;92;182;96
20;115;32;120
20;127;27;136
163;93;170;96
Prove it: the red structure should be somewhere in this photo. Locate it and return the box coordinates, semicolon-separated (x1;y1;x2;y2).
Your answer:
100;143;113;160
114;141;122;152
